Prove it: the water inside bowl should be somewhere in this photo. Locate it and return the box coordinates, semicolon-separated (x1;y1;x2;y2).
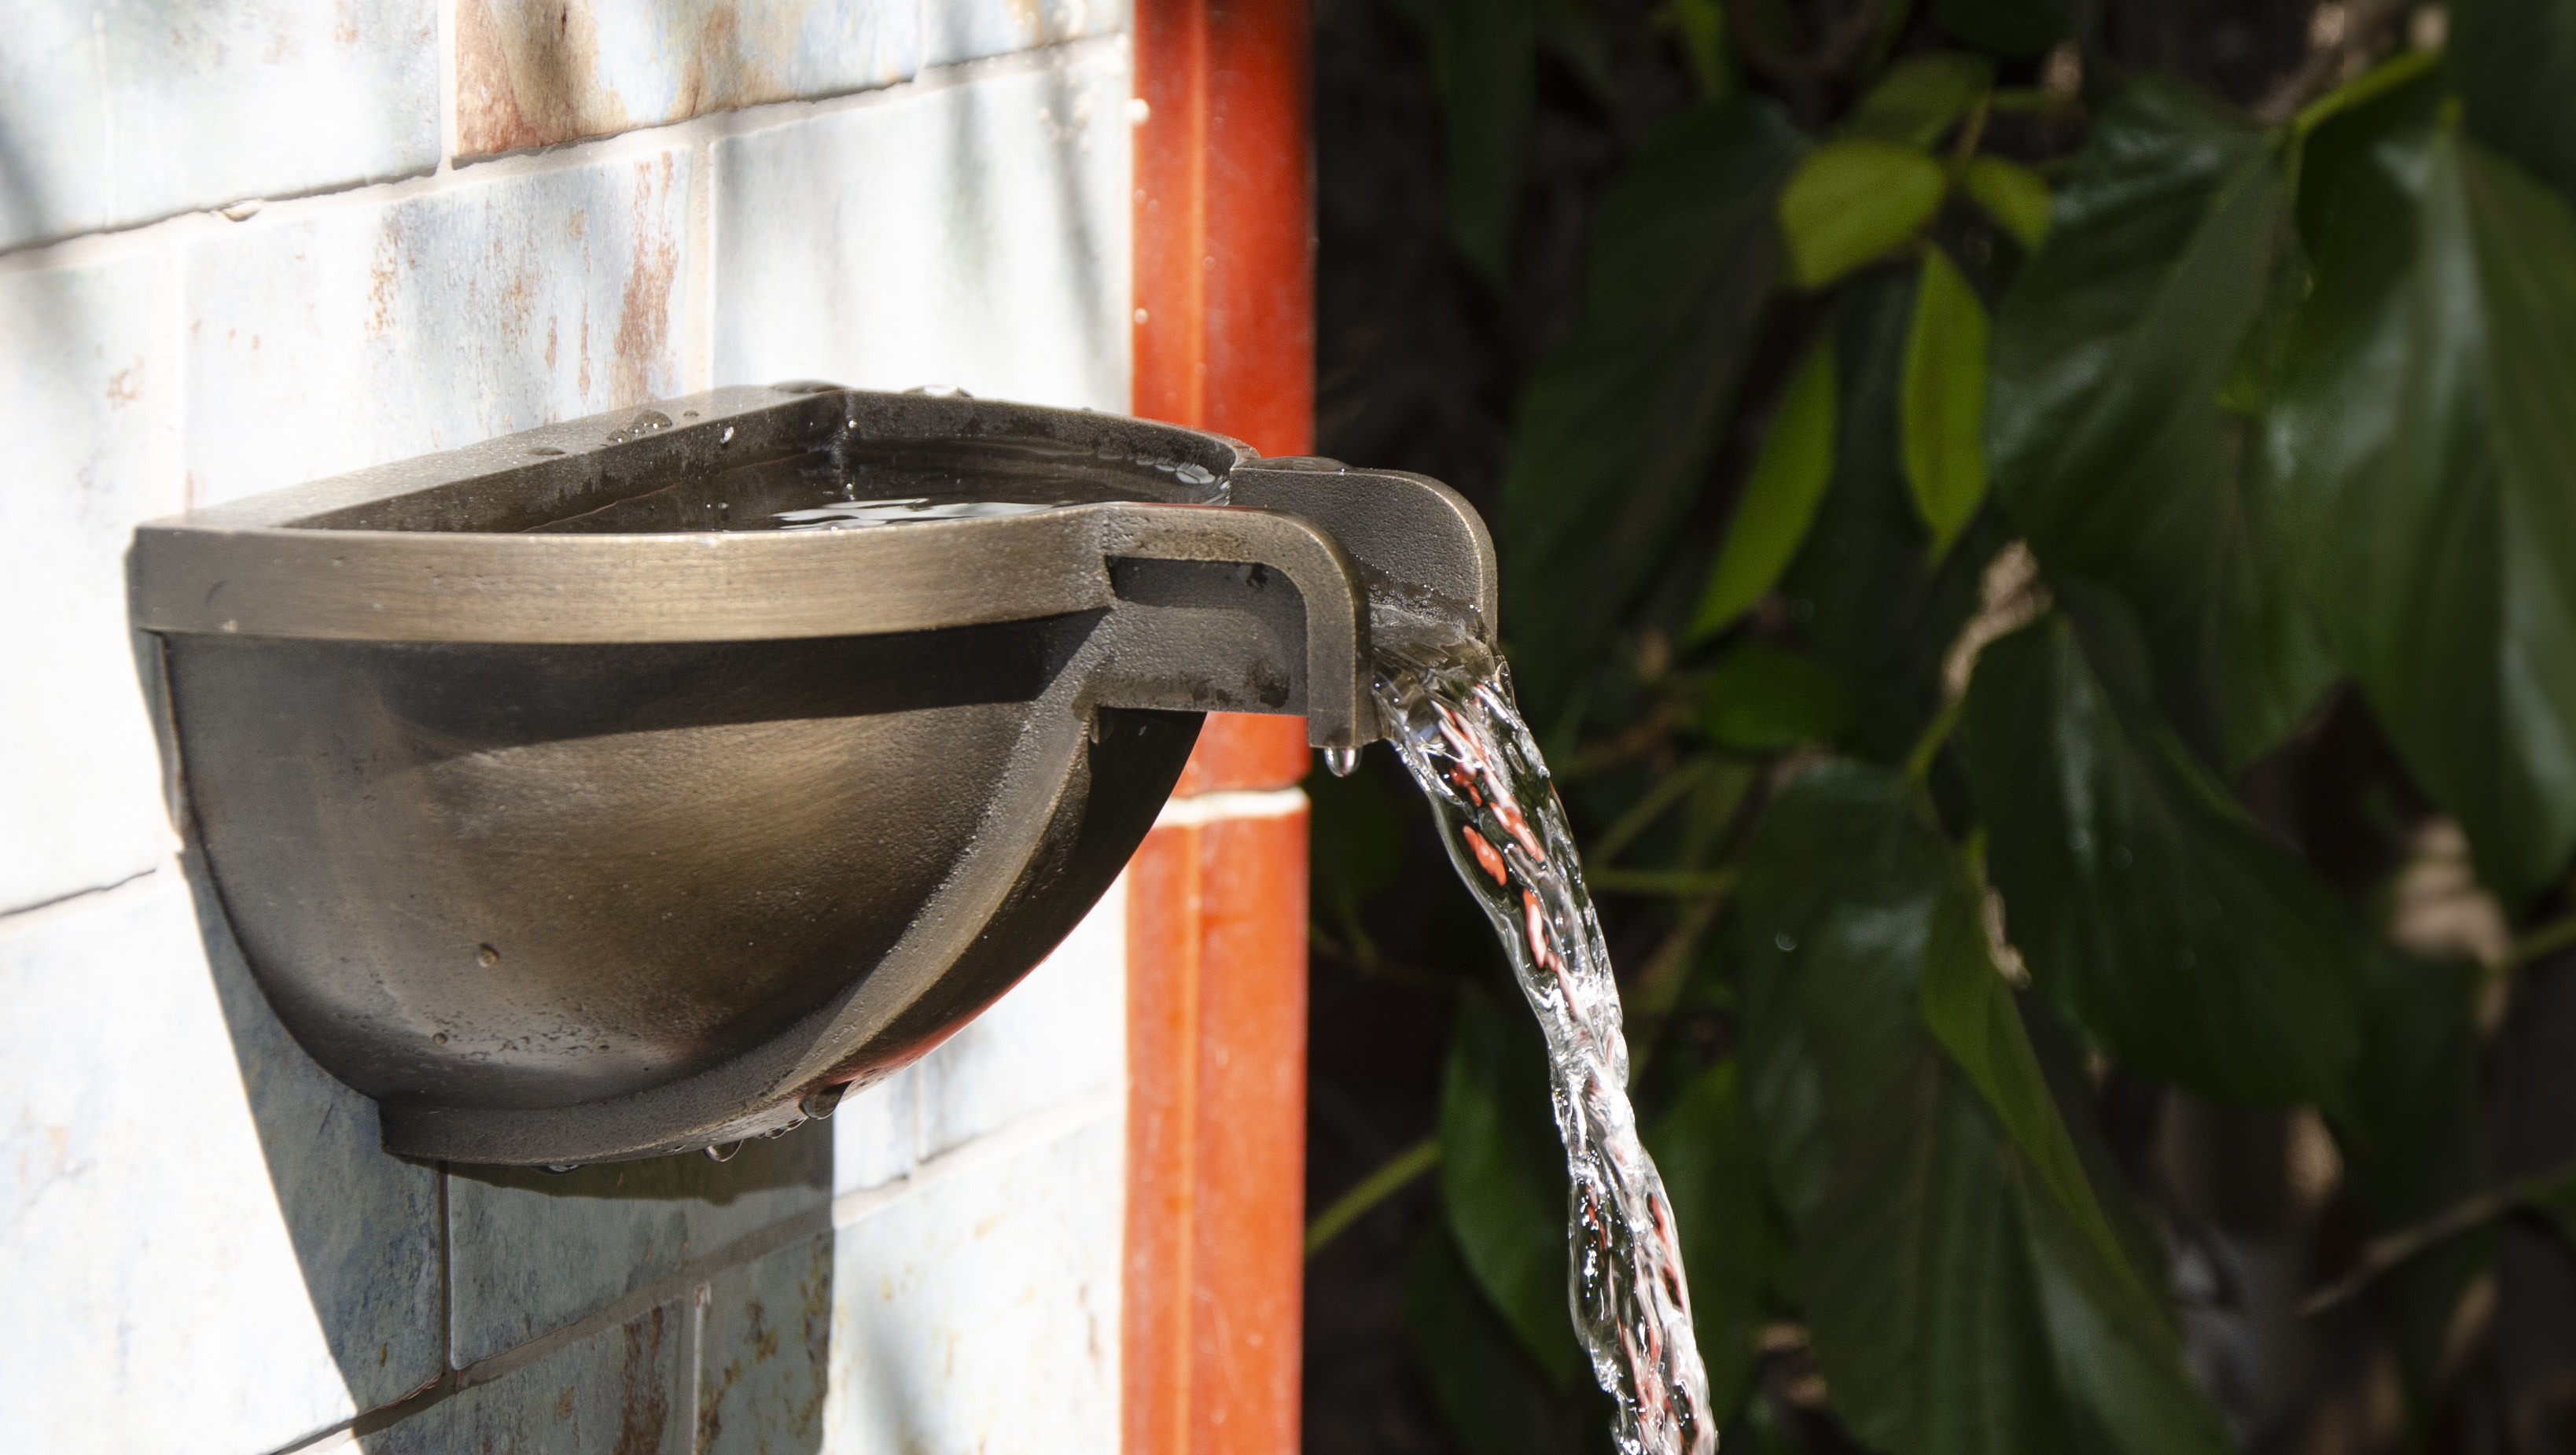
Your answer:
527;435;1226;535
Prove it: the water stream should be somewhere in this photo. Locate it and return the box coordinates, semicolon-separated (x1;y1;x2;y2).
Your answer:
1370;646;1715;1455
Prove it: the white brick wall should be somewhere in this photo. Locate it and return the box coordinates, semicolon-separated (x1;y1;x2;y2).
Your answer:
0;7;1135;1449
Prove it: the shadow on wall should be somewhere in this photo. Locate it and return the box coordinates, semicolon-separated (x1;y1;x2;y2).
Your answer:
154;683;840;1449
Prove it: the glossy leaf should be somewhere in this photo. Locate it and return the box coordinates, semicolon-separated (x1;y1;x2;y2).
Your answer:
1405;1222;1614;1455
1900;245;1990;565
1781;271;2004;765
1779;140;1948;289
1698;643;1849;750
1963;155;2053;250
1962;610;2363;1108
1647;1059;1782;1420
1845;52;1996;148
1918;879;2139;1297
2271;94;2576;908
1991;77;2333;772
1691;335;1838;638
1439;983;1584;1387
1931;0;2066;57
1498;101;1801;724
1735;764;2231;1455
2453;0;2576;204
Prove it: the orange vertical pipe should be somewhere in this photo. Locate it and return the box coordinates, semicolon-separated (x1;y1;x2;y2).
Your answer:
1126;2;1315;1452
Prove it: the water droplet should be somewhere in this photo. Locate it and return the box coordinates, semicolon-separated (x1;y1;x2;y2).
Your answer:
1175;462;1216;485
764;1116;806;1140
799;1083;849;1120
432;1032;449;1044
718;425;735;445
476;943;499;967
528;444;565;457
541;1163;580;1175
1775;931;1798;952
705;1141;742;1162
1324;746;1361;777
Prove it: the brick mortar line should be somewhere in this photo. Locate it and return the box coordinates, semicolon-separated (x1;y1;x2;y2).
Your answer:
263;1086;1124;1453
0;29;1132;275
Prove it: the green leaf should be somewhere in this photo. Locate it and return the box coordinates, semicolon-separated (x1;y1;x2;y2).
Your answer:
1845;52;1996;148
1405;1221;1614;1455
1408;0;1537;289
2452;0;2576;204
1779;140;1949;289
1918;877;2140;1298
1736;763;2232;1455
1991;77;2333;772
1932;0;2066;57
1647;1059;1783;1421
2272;97;2576;908
1900;245;1991;565
1438;984;1584;1387
1655;0;1735;99
1698;643;1849;750
1961;610;2364;1108
1963;155;2053;250
1499;101;1801;724
1781;271;2006;765
1308;759;1410;934
1691;335;1838;637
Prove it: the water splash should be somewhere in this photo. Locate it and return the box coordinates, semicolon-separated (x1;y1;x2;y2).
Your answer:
1373;647;1714;1455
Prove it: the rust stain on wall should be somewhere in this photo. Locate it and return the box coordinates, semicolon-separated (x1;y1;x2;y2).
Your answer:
610;158;679;406
609;1304;672;1455
459;0;834;159
456;0;626;157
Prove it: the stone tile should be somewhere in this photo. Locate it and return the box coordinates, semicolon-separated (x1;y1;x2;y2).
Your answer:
456;0;921;157
697;1231;833;1454
364;1298;689;1455
923;0;1129;68
821;1114;1124;1452
916;875;1125;1158
0;255;181;914
711;42;1130;411
182;146;694;507
830;1064;920;1195
0;1;439;251
447;1125;830;1367
0;870;443;1453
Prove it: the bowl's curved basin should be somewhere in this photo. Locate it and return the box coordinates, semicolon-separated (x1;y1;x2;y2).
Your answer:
167;622;1196;1164
134;385;1495;1165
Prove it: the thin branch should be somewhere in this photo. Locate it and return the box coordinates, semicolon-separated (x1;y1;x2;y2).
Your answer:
2252;0;2409;126
1305;1136;1442;1260
2504;911;2576;974
1588;867;1742;897
1629;890;1734;1081
2302;1159;2576;1316
1592;759;1717;867
1727;0;1887;83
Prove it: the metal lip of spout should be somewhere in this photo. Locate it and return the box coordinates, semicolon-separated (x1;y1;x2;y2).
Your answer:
127;383;1496;1166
